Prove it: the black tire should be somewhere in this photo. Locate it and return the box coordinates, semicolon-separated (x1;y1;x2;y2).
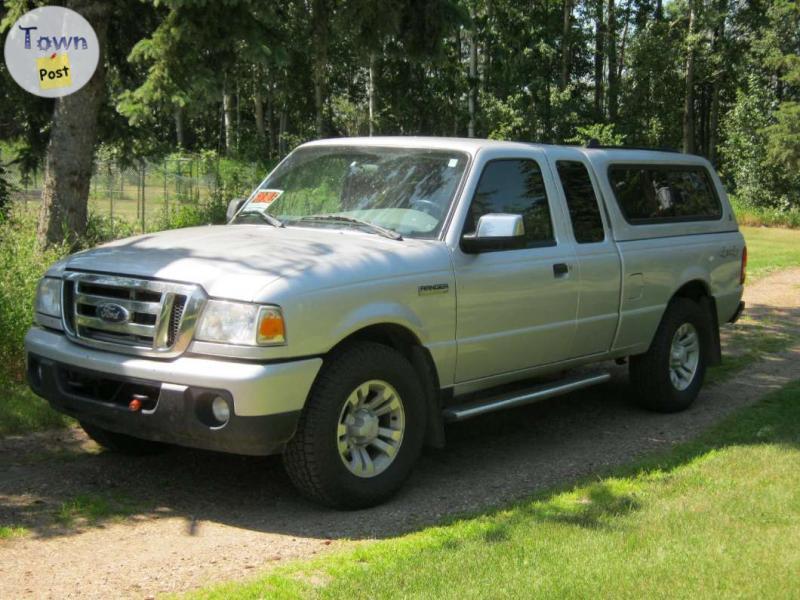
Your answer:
629;297;711;413
283;342;427;509
80;422;168;455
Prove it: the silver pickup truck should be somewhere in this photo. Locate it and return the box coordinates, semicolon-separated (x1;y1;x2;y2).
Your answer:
26;137;746;508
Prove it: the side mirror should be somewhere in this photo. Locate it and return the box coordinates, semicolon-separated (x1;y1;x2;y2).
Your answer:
461;213;526;254
226;198;246;222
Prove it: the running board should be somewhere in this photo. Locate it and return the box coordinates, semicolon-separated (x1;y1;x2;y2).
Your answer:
442;372;611;422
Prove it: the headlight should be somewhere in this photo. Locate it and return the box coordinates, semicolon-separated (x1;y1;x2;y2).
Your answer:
35;277;62;318
195;301;286;346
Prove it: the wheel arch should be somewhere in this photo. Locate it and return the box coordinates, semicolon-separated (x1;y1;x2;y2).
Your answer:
672;278;712;303
668;278;722;366
326;323;446;448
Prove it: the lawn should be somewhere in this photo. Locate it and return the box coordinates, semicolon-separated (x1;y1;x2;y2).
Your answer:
741;225;800;281
191;379;800;599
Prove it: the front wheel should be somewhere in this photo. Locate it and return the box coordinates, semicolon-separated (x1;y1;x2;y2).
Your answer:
283;342;426;509
629;297;710;413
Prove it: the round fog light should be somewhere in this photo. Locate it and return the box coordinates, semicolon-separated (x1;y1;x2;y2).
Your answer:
211;396;231;424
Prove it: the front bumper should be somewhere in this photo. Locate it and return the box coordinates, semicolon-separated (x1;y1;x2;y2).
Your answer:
25;327;322;456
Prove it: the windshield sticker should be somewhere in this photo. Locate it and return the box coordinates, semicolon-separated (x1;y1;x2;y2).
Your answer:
252;189;283;206
448;158;459;168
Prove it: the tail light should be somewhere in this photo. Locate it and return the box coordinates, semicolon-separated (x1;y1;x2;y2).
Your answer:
740;245;747;285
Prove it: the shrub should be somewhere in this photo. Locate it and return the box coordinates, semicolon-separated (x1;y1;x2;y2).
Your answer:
0;207;67;382
0;162;11;216
83;213;138;247
730;196;800;229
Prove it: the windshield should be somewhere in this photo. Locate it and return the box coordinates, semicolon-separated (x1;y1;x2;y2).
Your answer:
232;146;469;239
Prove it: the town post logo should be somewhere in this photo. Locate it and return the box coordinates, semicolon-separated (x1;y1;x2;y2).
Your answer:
3;6;99;98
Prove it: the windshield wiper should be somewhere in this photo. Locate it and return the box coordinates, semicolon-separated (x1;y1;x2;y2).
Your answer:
297;215;403;240
238;210;284;228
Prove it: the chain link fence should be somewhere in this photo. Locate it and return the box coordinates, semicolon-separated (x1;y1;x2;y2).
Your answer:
2;154;263;231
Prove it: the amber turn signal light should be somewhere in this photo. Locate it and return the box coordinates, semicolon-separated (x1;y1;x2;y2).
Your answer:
257;307;286;345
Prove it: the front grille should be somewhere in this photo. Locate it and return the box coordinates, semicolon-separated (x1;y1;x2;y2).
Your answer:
168;295;187;347
62;272;204;357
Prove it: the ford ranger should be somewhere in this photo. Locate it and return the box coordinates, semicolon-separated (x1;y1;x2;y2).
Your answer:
25;137;746;508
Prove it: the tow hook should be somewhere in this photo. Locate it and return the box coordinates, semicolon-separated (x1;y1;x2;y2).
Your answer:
128;394;150;412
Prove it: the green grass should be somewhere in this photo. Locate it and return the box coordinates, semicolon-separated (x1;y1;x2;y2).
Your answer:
56;493;135;528
741;225;800;281
190;380;800;599
0;525;29;540
0;381;73;436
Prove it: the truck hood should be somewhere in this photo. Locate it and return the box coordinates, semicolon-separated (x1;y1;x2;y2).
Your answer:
61;225;451;302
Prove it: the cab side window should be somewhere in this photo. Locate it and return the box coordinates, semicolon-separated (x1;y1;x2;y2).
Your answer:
464;159;555;248
556;161;605;243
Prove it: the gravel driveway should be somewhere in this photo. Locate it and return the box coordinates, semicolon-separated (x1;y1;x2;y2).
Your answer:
2;269;800;599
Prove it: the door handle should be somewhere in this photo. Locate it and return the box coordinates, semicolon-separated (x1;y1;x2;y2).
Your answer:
553;263;570;278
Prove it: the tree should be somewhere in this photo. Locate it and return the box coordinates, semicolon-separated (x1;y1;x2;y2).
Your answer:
761;0;800;176
560;0;572;90
594;0;605;121
707;0;727;165
682;0;698;154
606;0;619;121
467;13;478;137
37;0;111;248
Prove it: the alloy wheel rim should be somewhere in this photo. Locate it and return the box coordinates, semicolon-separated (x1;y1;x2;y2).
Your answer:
337;380;405;478
669;322;700;391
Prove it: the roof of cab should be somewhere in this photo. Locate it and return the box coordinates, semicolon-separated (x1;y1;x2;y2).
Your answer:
302;136;710;165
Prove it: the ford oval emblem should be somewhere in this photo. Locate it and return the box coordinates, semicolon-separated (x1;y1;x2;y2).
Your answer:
97;302;130;324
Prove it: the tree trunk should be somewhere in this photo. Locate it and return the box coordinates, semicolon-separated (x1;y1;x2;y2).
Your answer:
560;0;572;90
606;0;618;121
311;0;329;138
222;87;234;154
368;52;375;136
617;0;632;83
174;106;185;149
278;105;287;157
235;84;241;152
682;0;697;154
37;0;110;249
593;0;605;121
467;26;478;138
254;86;265;141
708;2;726;165
267;83;275;159
454;29;461;135
655;0;663;20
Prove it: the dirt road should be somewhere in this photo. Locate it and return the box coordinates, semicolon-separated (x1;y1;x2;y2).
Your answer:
2;269;799;599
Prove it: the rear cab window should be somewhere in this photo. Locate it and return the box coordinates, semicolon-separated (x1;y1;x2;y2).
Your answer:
608;165;722;224
556;160;606;243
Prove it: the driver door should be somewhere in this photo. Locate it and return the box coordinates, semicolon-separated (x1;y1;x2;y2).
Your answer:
450;153;579;384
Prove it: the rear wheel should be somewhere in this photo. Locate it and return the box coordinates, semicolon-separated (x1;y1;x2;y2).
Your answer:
80;422;167;455
629;297;710;413
283;342;426;509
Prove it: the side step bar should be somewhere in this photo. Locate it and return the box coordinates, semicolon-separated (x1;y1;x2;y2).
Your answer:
442;372;611;422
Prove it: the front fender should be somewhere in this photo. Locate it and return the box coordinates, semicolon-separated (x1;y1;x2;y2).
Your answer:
328;302;428;349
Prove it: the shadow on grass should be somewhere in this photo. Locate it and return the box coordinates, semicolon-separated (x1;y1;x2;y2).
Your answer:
429;378;800;552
